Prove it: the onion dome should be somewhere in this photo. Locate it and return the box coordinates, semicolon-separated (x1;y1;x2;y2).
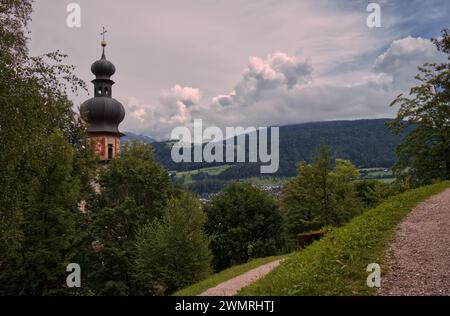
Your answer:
80;34;125;135
80;97;125;134
91;49;116;79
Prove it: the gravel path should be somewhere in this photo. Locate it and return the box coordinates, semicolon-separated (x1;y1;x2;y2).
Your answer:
379;188;450;296
199;259;283;296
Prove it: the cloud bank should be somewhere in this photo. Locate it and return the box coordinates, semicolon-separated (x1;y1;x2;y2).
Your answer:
121;36;445;140
28;0;450;140
374;36;447;89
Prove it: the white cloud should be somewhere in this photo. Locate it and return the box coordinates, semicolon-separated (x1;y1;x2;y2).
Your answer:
158;85;201;125
29;0;450;140
120;85;201;139
160;85;201;108
373;36;446;89
120;37;447;140
201;37;446;131
130;108;146;121
212;52;312;107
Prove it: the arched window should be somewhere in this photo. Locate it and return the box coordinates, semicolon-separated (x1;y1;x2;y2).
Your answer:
105;87;109;95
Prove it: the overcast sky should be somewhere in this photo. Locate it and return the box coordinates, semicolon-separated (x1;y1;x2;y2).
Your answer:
29;0;450;139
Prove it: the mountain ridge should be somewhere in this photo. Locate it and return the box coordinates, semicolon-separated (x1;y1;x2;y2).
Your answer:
128;118;408;178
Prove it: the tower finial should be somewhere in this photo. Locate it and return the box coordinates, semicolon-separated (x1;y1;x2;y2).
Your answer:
101;26;108;47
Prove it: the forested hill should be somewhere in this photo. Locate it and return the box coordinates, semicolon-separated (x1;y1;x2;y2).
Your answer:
143;119;408;178
122;132;156;144
277;119;404;174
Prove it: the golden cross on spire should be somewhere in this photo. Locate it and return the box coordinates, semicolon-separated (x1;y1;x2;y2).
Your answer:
101;26;108;47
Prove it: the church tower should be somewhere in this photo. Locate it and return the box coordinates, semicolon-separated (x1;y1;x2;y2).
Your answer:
81;28;125;162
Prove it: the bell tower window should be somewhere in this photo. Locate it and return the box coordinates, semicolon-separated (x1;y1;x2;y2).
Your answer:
108;144;113;160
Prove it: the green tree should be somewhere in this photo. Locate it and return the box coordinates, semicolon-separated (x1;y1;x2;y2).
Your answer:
331;159;362;223
81;199;143;296
82;142;171;295
355;180;391;209
135;193;212;295
281;146;361;247
388;29;450;185
0;132;82;295
0;0;93;295
205;182;285;271
99;142;170;219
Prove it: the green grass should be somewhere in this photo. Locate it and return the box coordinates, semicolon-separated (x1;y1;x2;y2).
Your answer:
237;181;450;296
173;165;232;183
359;168;395;182
172;255;287;296
378;178;396;184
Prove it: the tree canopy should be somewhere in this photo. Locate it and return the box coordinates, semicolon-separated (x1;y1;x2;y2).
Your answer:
135;193;212;295
389;29;450;185
81;142;171;295
0;0;93;295
281;146;361;247
205;182;285;271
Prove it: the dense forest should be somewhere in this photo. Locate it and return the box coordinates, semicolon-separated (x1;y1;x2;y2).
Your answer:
149;119;409;178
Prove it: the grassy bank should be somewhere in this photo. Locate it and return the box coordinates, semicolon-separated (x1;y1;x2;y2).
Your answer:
238;181;450;296
172;255;286;296
173;165;232;183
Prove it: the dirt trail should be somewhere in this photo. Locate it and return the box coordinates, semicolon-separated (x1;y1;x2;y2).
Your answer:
199;259;283;296
379;188;450;296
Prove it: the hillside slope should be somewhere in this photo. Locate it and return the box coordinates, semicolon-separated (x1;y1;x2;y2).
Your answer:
122;132;156;144
236;182;450;296
151;119;407;177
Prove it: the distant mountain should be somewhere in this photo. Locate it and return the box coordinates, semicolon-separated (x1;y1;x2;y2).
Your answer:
151;119;409;178
122;132;156;144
